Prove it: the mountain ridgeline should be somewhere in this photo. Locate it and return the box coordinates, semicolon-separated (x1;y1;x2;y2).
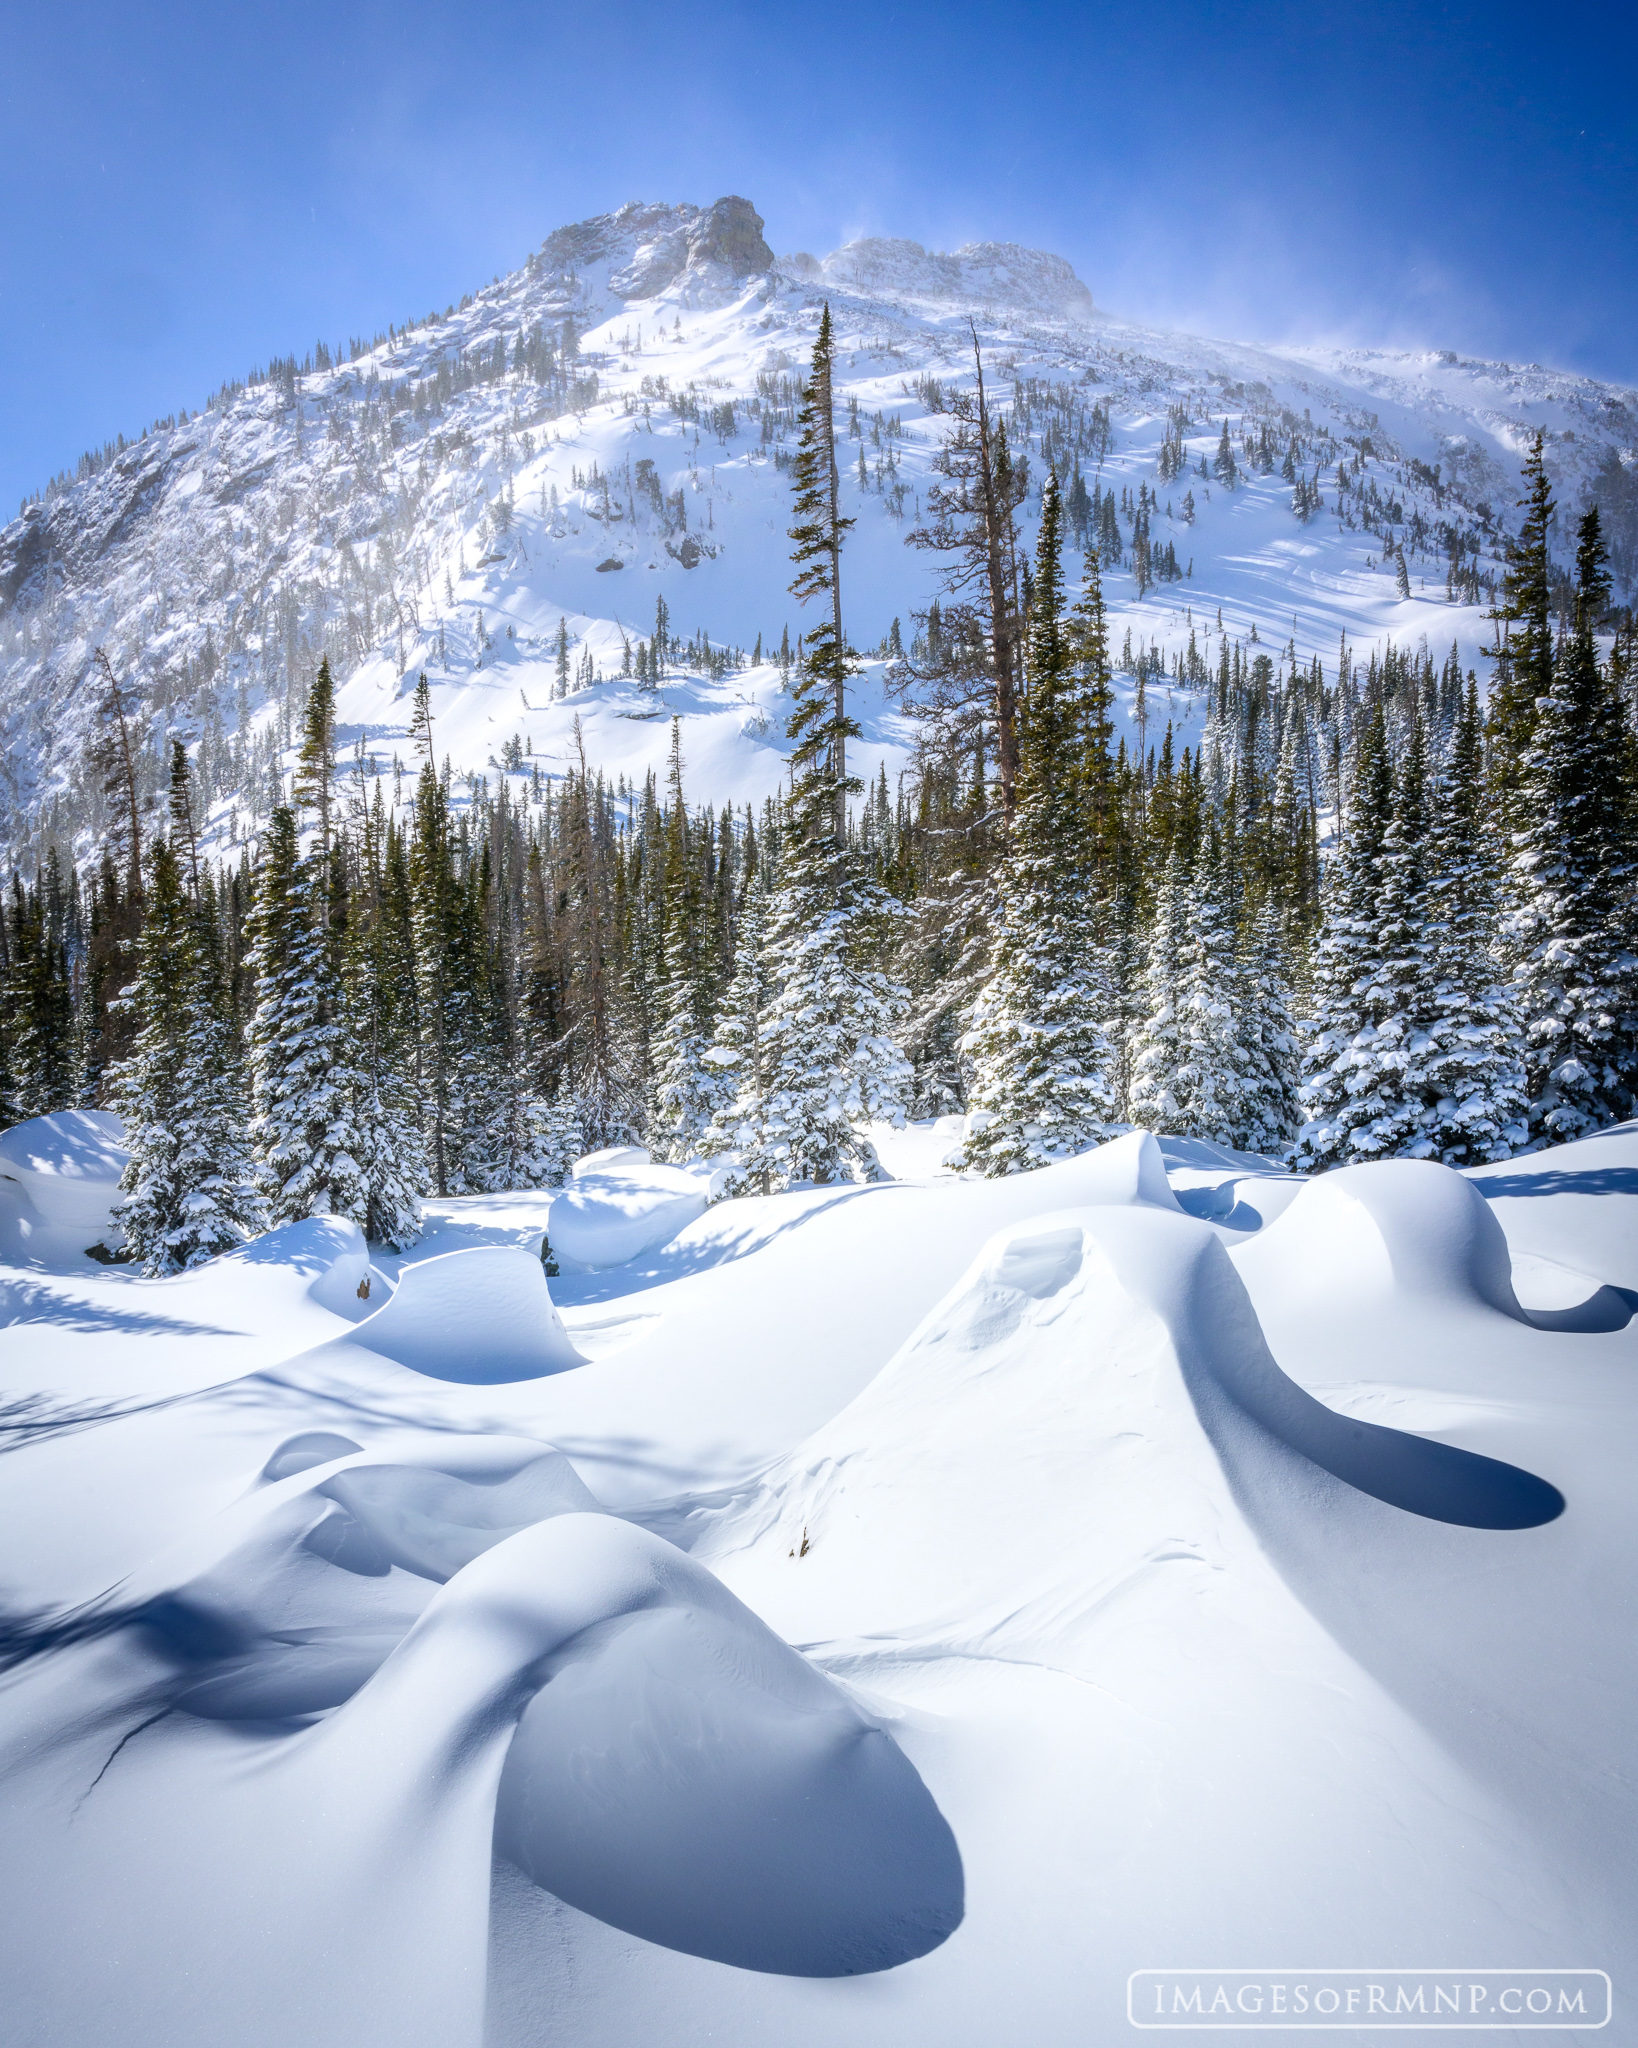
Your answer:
1;199;1636;1267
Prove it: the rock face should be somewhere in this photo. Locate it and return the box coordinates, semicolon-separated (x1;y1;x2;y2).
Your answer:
540;196;774;302
796;235;1096;322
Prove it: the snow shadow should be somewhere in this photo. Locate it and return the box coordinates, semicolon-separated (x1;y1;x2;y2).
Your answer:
1180;1242;1565;1531
1519;1285;1638;1335
1474;1165;1638;1201
0;1276;233;1338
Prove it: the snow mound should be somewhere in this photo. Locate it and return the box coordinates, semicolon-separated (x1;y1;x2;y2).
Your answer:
493;1514;963;1975
348;1246;583;1382
1467;1121;1638;1293
1070;1127;1184;1210
98;1434;602;1720
706;1205;1560;1661
225;1213;374;1316
0;1109;127;1255
1230;1157;1527;1321
549;1149;720;1268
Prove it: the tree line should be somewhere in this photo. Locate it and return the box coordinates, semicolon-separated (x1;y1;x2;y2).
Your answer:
1;314;1634;1274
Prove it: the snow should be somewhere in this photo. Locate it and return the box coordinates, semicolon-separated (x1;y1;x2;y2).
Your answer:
3;1161;1638;2039
0;1108;127;1260
548;1147;721;1269
5;198;1634;867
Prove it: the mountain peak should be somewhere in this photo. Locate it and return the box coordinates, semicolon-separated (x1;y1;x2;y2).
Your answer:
538;197;774;303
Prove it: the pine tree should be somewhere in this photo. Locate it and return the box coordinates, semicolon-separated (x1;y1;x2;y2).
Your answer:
646;726;727;1162
1504;512;1637;1141
1419;679;1529;1162
555;619;572;700
1126;848;1188;1131
247;807;369;1228
1127;825;1255;1148
1294;705;1395;1166
1213;419;1238;491
1485;432;1555;817
749;309;911;1187
346;800;428;1247
5;871;78;1117
115;839;262;1274
787;304;857;852
1238;894;1304;1155
1170;824;1256;1146
702;865;773;1186
962;474;1121;1172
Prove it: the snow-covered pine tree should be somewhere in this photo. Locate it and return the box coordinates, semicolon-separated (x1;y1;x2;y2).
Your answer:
1294;703;1394;1167
407;681;467;1195
647;724;728;1162
1484;431;1556;821
1336;705;1439;1159
115;838;262;1274
3;867;78;1118
1418;677;1528;1163
892;749;993;1117
702;864;773;1188
247;806;369;1228
753;305;911;1187
1503;510;1637;1141
1127;818;1254;1148
346;792;428;1247
1172;822;1257;1146
1126;846;1188;1131
962;474;1121;1172
1237;893;1304;1156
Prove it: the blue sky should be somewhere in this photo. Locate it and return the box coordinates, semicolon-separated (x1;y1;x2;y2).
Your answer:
2;0;1633;516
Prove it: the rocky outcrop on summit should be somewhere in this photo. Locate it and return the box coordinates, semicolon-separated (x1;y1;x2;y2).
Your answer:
539;197;774;302
783;236;1097;323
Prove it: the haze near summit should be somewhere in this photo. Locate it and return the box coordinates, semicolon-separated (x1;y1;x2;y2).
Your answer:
2;0;1634;515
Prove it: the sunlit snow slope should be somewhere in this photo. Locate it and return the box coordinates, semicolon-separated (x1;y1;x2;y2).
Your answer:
2;195;1634;864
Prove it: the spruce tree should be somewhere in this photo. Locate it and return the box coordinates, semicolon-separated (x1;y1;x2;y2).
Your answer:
247;807;369;1229
702;865;773;1187
1419;679;1528;1162
647;726;726;1162
1294;705;1395;1166
787;304;857;851
115;839;262;1274
1126;848;1188;1131
1485;432;1555;817
962;474;1121;1172
751;308;911;1187
1504;512;1637;1141
1238;894;1304;1156
346;799;428;1246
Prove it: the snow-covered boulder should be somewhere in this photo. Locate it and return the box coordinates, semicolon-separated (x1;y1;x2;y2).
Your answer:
0;1110;127;1257
549;1148;723;1268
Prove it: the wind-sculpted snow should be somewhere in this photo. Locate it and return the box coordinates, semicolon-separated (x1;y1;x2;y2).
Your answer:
0;1109;127;1262
3;1126;1638;2044
1231;1156;1527;1319
341;1245;584;1381
548;1147;721;1269
0;1443;959;2044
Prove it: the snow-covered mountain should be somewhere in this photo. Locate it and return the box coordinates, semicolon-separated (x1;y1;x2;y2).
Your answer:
2;193;1634;868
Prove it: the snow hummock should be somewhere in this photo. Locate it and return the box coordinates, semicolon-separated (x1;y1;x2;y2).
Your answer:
0;1108;127;1259
548;1147;723;1269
